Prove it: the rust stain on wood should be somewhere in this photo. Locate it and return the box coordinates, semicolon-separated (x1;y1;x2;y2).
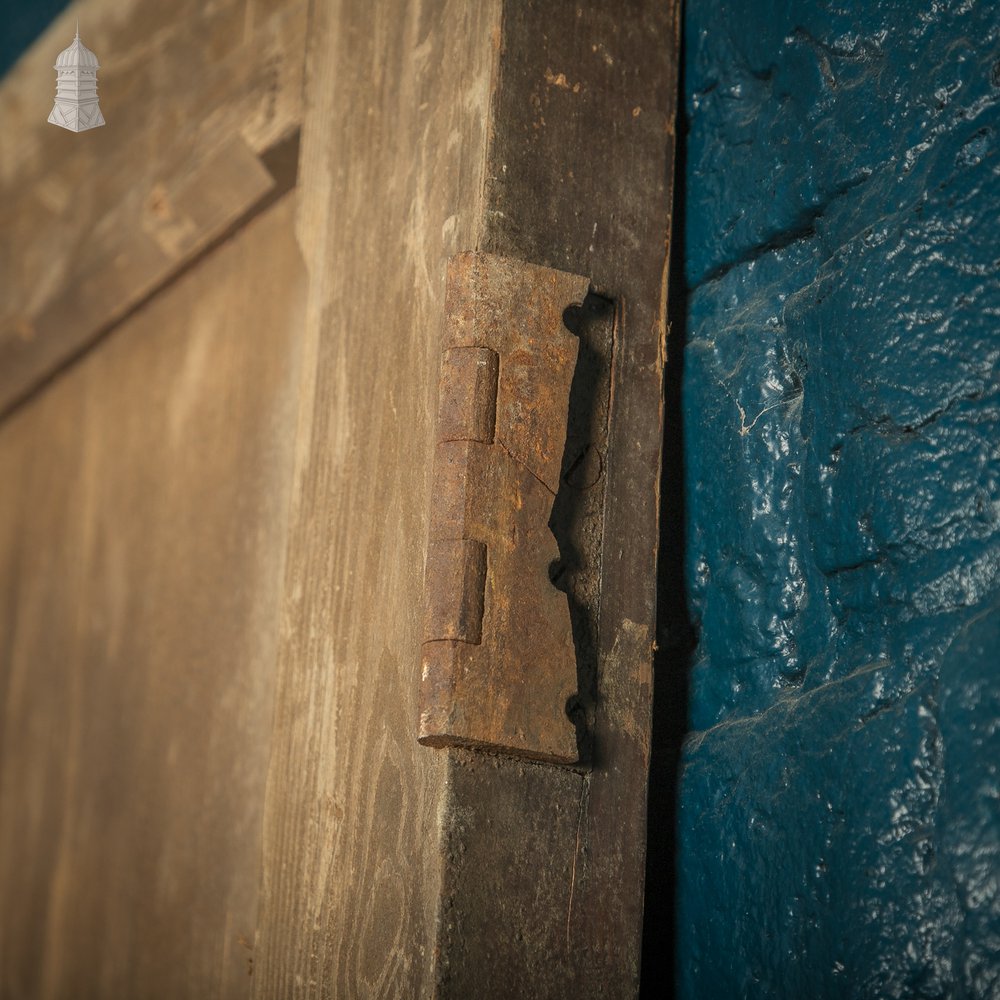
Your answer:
419;251;589;764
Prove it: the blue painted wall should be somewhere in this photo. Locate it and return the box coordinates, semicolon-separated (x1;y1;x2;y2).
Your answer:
676;0;1000;996
0;0;71;80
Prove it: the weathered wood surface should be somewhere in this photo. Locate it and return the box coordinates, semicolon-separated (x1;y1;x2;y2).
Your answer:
250;2;501;996
0;0;676;994
434;2;679;996
0;195;305;999
253;0;678;996
0;0;306;416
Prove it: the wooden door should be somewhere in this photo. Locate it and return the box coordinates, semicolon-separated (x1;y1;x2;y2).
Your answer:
0;2;678;997
0;3;307;996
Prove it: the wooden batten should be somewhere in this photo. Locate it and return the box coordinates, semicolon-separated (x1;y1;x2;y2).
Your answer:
0;0;306;416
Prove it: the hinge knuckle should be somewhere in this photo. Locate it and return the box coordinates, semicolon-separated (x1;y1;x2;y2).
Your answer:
437;346;499;444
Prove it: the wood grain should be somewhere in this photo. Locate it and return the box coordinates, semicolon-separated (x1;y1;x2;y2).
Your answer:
0;0;306;416
0;195;306;1000
251;1;677;995
0;0;677;994
433;2;680;996
0;134;277;417
250;1;502;996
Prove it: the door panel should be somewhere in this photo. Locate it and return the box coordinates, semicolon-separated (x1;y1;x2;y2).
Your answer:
0;195;305;1000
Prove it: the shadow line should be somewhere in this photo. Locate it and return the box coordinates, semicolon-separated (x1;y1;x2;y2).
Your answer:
550;292;616;765
641;47;696;998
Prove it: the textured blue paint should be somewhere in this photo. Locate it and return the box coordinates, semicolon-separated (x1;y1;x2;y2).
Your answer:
0;0;72;80
676;0;1000;996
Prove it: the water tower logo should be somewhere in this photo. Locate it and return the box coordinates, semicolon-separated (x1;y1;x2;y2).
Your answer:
48;22;105;132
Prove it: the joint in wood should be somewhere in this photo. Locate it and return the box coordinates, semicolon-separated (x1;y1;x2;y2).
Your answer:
418;252;591;765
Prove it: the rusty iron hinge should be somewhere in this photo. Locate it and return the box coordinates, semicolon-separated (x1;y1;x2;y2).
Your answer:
419;252;591;764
